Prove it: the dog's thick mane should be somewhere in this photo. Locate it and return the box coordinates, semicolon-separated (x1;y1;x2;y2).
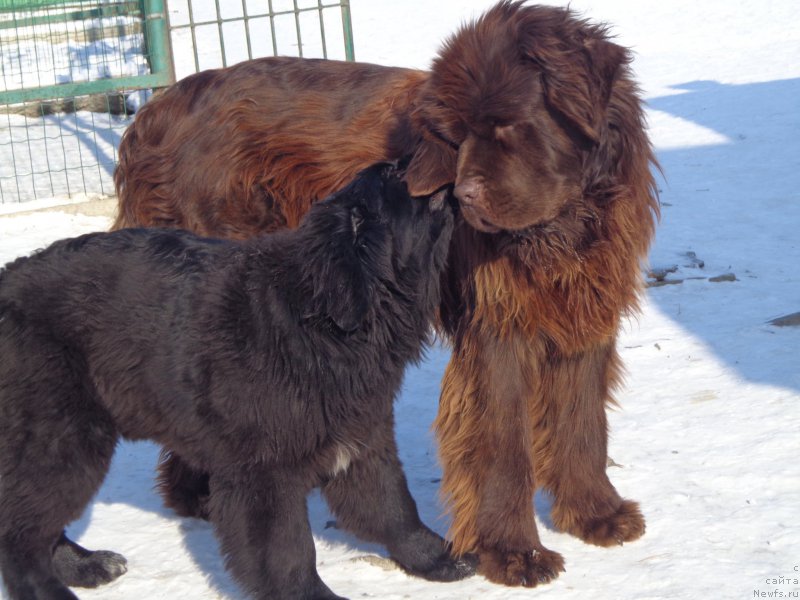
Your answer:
430;2;660;347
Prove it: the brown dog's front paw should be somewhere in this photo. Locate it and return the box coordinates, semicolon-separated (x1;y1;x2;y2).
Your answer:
477;545;565;587
576;499;645;547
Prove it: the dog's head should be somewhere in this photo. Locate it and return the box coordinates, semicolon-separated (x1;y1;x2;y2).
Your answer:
300;163;454;334
404;1;632;234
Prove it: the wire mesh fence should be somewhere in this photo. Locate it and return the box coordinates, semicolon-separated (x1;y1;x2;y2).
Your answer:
0;0;354;204
0;0;153;203
168;0;354;81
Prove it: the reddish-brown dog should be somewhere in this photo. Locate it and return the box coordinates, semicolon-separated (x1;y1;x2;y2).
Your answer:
112;1;659;587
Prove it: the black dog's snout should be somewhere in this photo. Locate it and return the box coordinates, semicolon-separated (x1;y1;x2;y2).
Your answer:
378;160;403;182
378;155;416;183
429;189;448;212
393;155;413;172
425;186;458;216
373;161;412;206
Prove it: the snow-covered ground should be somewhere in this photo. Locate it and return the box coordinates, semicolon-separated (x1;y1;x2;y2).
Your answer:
1;1;799;599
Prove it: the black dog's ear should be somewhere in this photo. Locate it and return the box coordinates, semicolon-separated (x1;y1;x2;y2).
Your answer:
303;203;372;333
305;257;369;334
325;271;369;333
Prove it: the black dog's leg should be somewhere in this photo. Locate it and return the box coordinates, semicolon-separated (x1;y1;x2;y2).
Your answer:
321;414;477;582
0;340;120;599
207;469;346;600
0;538;78;600
51;532;127;588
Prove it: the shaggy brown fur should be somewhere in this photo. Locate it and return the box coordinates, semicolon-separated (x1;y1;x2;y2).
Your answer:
111;1;659;587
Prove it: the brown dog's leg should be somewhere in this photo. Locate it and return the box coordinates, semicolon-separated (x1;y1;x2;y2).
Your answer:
435;329;564;587
535;338;645;547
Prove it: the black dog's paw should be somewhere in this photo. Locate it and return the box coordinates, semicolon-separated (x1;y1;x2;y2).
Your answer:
413;551;478;582
390;529;477;582
52;534;128;588
54;549;128;587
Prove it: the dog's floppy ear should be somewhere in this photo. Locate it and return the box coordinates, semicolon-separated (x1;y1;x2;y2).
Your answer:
404;135;458;196
526;27;629;143
320;262;369;333
304;204;372;333
404;95;459;196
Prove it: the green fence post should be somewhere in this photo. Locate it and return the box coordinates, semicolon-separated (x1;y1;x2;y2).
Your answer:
340;0;354;61
143;0;174;85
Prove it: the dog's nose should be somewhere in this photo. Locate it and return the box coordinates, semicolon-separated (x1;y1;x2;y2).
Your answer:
454;178;482;207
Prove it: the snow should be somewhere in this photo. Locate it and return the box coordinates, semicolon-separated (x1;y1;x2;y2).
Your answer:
1;0;799;599
0;14;147;92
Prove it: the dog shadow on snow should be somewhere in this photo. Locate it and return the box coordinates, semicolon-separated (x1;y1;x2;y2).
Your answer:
644;77;800;394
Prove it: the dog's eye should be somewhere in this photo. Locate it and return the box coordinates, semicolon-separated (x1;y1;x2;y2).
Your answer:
494;123;516;142
429;127;460;150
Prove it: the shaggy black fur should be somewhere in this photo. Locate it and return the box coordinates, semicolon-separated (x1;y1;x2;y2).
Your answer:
0;164;469;600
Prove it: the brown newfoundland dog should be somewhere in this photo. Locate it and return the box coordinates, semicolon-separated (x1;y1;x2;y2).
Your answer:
107;0;659;588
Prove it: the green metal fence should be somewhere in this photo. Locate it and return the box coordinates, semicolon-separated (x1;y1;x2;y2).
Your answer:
0;0;354;204
168;0;354;80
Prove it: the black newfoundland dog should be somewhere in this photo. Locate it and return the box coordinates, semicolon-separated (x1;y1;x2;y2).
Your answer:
0;164;469;600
